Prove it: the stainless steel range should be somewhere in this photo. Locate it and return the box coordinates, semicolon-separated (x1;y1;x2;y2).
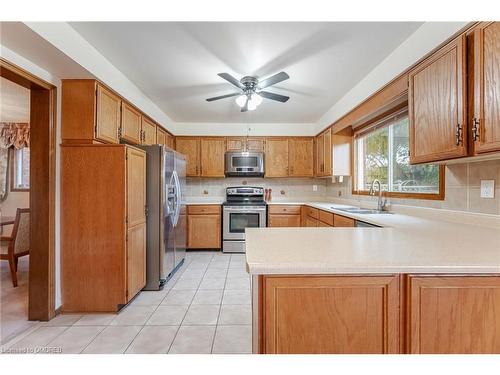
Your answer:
222;187;267;253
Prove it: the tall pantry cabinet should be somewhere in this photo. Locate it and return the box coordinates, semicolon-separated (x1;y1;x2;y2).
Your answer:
61;145;146;312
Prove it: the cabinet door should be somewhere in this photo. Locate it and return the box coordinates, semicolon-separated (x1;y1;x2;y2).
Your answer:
323;129;332;176
316;133;324;176
127;223;146;300
121;102;142;144
262;275;400;353
303;216;318;227
141;117;157;145
156;127;167;145
247;138;265;151
96;84;121;144
333;214;355;227
166;133;174;149
268;214;301;227
409;35;468;163
187;214;221;249
472;22;500;154
226;137;245;151
175;138;200;176
289;138;314;177
408;275;500;354
265;138;289;177
200;138;225;177
127;147;147;228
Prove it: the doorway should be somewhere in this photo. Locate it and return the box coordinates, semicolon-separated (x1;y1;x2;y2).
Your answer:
0;58;56;343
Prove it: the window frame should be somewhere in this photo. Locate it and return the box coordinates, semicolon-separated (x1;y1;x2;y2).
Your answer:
10;147;30;192
351;108;445;201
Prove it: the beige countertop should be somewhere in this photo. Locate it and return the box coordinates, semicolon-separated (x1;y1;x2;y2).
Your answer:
246;201;500;275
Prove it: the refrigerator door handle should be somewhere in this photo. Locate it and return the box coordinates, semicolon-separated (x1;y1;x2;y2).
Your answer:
172;170;181;227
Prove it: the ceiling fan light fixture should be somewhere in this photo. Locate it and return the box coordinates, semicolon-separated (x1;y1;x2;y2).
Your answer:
249;93;263;107
247;101;257;111
235;95;247;108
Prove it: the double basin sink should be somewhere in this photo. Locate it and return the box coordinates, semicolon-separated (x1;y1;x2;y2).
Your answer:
332;207;393;215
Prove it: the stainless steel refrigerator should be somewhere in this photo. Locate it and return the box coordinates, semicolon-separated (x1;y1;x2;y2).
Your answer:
141;145;186;290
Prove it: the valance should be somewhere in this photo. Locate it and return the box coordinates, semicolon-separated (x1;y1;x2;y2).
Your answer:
0;123;30;149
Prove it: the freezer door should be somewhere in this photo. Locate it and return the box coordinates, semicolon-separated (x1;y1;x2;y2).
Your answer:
174;154;187;268
162;147;176;279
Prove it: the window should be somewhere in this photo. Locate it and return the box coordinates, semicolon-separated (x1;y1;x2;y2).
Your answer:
11;147;30;191
354;110;443;199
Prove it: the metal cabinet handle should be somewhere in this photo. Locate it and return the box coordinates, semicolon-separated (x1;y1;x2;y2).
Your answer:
472;118;480;141
455;124;463;146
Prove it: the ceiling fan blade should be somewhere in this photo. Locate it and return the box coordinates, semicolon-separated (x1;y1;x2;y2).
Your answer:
258;71;289;89
241;97;249;112
206;92;241;102
218;73;244;89
259;91;290;103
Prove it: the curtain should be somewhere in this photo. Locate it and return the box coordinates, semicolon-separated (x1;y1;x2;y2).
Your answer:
0;122;30;149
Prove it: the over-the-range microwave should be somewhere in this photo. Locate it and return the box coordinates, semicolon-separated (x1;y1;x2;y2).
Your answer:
224;151;264;177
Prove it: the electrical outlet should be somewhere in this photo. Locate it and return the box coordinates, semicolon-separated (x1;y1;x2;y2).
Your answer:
312;185;318;192
480;180;495;198
203;189;209;195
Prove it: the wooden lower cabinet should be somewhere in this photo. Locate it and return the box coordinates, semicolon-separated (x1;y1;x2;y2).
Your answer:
61;144;146;312
187;205;221;249
303;216;318;227
333;214;355;227
407;275;500;354
261;275;401;354
268;205;301;227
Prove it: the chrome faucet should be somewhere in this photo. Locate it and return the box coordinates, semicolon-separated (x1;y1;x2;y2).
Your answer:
369;179;387;211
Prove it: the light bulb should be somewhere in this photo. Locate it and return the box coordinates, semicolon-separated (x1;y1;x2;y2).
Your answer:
235;95;247;108
249;93;262;107
247;101;257;111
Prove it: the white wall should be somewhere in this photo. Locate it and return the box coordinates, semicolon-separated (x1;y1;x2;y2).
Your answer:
1;44;63;308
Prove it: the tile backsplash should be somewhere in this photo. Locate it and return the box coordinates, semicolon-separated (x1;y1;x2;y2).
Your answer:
186;159;500;215
325;159;500;215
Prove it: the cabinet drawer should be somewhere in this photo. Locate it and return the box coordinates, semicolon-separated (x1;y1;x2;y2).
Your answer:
304;206;319;219
333;214;355;227
319;210;334;226
187;205;221;215
268;205;302;215
268;214;301;227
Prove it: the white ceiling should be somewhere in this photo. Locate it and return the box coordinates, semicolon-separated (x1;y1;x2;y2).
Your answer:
0;77;30;123
69;22;422;124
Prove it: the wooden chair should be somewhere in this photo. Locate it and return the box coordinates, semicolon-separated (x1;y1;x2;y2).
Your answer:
1;208;30;287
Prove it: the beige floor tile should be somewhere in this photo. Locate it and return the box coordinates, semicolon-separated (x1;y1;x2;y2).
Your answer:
168;325;216;354
172;278;201;290
225;277;250;290
218;305;252;325
82;326;141;354
212;325;252;354
110;305;156;326
48;326;105;354
182;304;220;325
7;326;68;352
74;314;117;326
199;278;226;290
162;289;196;305
146;305;188;325
226;268;249;278
192;290;223;305
125;326;178;354
204;268;228;279
130;290;169;306
44;314;82;326
222;290;251;305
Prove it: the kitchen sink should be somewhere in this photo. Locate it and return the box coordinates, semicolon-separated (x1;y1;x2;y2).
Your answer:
334;207;393;215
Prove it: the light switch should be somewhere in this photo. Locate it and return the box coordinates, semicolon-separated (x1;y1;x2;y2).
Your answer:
312;185;318;192
480;180;495;198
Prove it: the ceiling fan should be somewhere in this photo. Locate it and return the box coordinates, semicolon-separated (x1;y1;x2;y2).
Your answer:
206;72;290;112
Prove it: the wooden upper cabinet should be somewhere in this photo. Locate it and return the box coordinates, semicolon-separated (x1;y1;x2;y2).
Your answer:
408;275;500;354
289;138;314;177
175;137;200;176
471;22;500;154
165;133;174;149
200;138;226;177
265;138;289;177
247;138;265;151
316;133;325;176
141;117;157;145
120;102;142;144
226;137;245;151
409;35;468;164
96;84;121;144
323;128;332;175
156;126;167;145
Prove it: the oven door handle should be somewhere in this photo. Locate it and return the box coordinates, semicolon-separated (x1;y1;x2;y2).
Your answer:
223;207;267;212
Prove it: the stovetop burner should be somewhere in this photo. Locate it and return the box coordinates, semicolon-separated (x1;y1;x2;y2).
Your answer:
223;186;266;207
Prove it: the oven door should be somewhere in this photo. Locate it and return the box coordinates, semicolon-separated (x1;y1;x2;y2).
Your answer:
223;206;266;241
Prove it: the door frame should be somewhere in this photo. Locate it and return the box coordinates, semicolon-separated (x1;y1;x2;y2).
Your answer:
1;58;56;321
